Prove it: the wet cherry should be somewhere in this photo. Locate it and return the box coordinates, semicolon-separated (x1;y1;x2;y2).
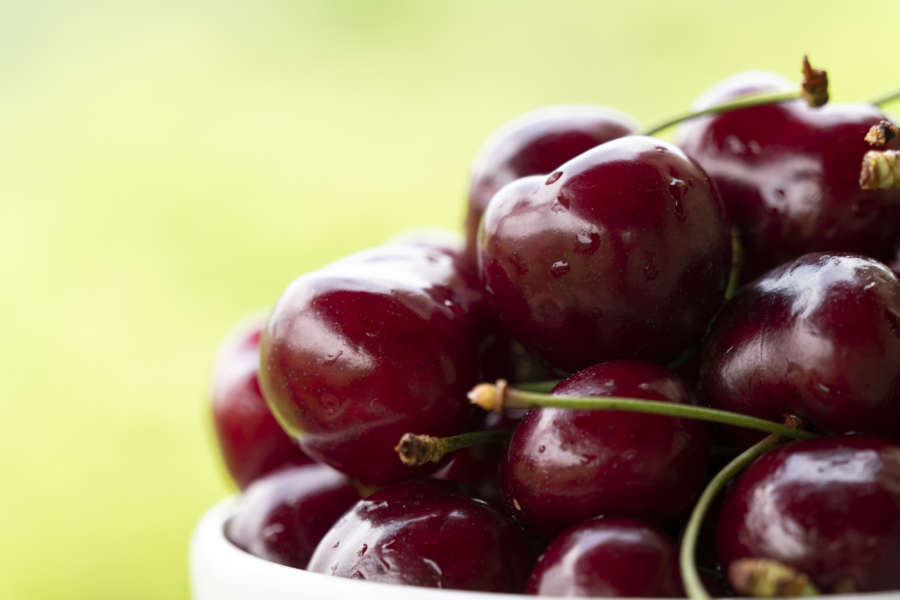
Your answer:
259;235;485;485
501;361;709;538
701;253;900;446
677;71;900;281
479;135;731;371
717;435;900;593
307;479;534;592
464;106;638;262
226;464;359;569
527;517;683;597
211;316;311;489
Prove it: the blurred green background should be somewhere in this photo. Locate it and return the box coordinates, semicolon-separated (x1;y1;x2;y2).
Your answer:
0;0;896;597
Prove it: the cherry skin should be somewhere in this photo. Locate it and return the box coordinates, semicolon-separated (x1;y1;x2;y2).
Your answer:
259;236;485;485
700;252;900;446
307;479;534;592
677;71;900;282
527;517;683;597
717;435;900;592
226;464;359;569
478;135;731;371
464;106;638;262
501;361;709;538
211;316;311;489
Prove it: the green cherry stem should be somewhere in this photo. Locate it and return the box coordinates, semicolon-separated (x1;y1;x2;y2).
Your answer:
643;55;828;137
871;88;900;107
680;430;788;600
642;90;800;137
468;381;817;441
395;429;510;466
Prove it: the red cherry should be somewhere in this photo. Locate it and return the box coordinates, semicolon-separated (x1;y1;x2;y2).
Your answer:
259;236;485;485
701;253;900;445
211;316;311;489
527;517;683;597
307;479;534;592
226;464;359;569
478;135;731;370
501;361;709;537
717;435;900;592
677;71;900;281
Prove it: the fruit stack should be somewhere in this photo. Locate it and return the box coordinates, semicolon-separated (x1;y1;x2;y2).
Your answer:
207;59;900;598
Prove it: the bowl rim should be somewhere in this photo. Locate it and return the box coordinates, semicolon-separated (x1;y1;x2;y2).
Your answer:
190;496;900;600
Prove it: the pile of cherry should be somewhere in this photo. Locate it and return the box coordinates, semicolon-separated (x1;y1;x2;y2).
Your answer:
210;61;900;598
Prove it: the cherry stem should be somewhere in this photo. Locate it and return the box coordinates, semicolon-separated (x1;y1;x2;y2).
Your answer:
680;431;787;600
394;429;510;466
725;228;743;301
469;381;817;440
871;88;900;107
514;379;559;393
642;90;800;137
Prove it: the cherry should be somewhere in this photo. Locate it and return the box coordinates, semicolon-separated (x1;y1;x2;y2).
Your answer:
677;71;900;282
501;361;709;538
259;235;486;485
527;517;683;597
225;464;359;569
478;135;731;371
701;252;900;446
307;479;534;592
464;106;638;263
717;435;900;593
210;315;311;490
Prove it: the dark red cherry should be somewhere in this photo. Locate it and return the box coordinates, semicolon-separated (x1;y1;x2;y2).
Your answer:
464;106;638;262
259;236;485;485
717;435;900;592
211;316;311;489
527;517;683;597
701;253;900;446
225;464;359;569
677;71;900;281
479;135;731;370
501;361;709;538
307;479;534;592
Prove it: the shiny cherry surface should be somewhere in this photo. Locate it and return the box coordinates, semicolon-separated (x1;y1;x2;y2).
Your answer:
527;517;683;597
479;136;731;370
226;464;359;569
307;479;533;592
464;106;637;262
677;71;900;281
501;361;709;538
717;435;900;592
259;236;485;485
701;253;900;445
211;316;311;489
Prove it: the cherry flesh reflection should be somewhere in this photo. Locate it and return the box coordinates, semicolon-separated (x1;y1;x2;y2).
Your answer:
226;464;359;569
701;253;900;446
307;479;533;592
465;106;638;262
677;71;900;282
718;435;900;592
479;136;731;371
527;517;683;597
211;315;311;489
501;361;709;538
259;234;486;485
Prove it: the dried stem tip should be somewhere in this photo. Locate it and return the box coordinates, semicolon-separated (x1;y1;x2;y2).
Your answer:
394;433;444;466
468;379;508;413
865;120;900;146
728;558;820;597
860;150;900;190
800;55;828;107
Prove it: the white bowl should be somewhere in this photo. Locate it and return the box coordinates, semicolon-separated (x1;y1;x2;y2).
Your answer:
190;497;900;600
